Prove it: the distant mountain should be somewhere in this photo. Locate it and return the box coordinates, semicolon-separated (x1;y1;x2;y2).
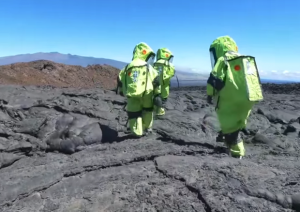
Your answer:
0;52;208;80
0;52;297;88
260;79;299;84
0;52;128;69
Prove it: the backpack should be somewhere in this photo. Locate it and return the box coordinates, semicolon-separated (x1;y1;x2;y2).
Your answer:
224;53;263;102
124;64;150;98
154;60;174;85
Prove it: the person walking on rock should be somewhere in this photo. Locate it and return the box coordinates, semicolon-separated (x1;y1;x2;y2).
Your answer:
117;42;162;137
206;35;263;158
153;48;175;116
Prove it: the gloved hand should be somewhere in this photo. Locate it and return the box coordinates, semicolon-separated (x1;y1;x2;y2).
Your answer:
207;95;213;104
120;91;124;97
153;94;163;107
216;131;224;142
241;128;250;135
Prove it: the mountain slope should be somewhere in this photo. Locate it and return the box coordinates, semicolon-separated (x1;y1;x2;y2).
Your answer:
0;60;120;89
0;52;208;85
0;52;206;76
0;52;128;69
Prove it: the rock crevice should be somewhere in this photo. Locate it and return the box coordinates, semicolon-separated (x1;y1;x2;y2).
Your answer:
0;84;300;211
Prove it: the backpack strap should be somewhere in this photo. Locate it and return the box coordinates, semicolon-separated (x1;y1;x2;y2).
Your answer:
142;64;150;97
116;64;129;94
223;51;241;82
214;54;230;110
123;64;129;90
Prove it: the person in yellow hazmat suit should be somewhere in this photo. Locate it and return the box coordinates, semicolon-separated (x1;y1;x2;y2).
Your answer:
153;48;175;116
116;42;162;137
206;35;263;158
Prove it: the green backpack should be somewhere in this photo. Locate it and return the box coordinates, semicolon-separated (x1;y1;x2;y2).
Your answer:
154;60;174;85
124;64;150;98
224;53;264;102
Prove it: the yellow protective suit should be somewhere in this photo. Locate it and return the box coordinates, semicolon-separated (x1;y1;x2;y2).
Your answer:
207;36;263;158
153;48;175;116
117;42;161;137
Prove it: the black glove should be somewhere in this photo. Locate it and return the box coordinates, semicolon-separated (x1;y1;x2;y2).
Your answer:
216;131;224;142
120;91;124;97
153;94;162;107
241;128;250;135
117;77;122;87
152;76;160;88
207;95;213;104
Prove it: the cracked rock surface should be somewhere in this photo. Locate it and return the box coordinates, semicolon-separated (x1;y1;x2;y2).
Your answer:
1;84;300;212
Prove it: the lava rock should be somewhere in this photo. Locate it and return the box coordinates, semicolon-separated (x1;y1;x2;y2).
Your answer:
0;83;299;212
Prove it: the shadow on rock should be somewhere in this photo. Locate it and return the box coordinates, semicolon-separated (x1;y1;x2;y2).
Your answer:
99;123;118;143
156;130;228;155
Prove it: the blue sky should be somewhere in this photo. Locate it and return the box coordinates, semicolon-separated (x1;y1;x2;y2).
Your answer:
0;0;299;80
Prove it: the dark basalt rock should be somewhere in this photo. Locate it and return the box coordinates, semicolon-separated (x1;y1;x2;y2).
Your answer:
0;84;300;212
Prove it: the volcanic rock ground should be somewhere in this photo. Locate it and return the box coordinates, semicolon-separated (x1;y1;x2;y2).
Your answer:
0;83;300;212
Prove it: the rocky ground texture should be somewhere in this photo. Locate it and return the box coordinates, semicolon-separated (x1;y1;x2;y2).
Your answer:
0;83;300;212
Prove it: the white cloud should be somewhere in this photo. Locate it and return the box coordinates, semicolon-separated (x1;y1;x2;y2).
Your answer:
283;70;289;74
260;70;300;81
258;70;268;76
174;65;300;82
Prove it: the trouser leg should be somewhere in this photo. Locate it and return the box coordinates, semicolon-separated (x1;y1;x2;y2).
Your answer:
127;97;143;137
156;83;170;116
142;107;154;133
127;111;143;137
142;91;155;132
161;83;170;99
154;96;165;116
223;130;245;158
